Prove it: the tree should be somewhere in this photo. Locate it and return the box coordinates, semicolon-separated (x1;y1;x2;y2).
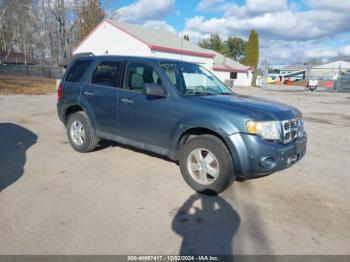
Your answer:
183;34;190;41
199;34;247;63
0;0;34;65
198;38;210;49
198;33;226;54
244;30;259;86
76;0;105;42
225;37;247;63
49;0;75;64
0;0;17;58
0;0;103;66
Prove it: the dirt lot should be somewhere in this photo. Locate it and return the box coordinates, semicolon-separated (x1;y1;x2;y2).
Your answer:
0;87;349;255
0;75;56;95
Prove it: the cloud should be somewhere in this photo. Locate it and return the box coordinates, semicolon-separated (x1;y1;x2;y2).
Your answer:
197;0;288;16
196;0;225;11
143;20;176;33
112;0;350;65
259;40;311;65
304;48;338;58
112;0;175;23
184;9;349;42
260;40;350;65
306;0;350;11
184;0;350;65
340;45;350;56
243;0;288;16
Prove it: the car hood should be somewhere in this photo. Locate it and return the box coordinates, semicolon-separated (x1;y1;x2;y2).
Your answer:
187;94;301;121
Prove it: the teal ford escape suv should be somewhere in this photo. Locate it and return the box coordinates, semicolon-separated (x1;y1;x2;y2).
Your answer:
57;55;307;194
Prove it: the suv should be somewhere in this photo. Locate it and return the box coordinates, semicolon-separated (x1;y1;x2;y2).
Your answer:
57;56;307;194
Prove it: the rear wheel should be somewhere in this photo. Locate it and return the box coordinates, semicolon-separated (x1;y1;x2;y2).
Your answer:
179;135;235;194
67;111;99;153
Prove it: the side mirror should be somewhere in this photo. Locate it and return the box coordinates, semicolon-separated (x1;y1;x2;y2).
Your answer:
144;83;167;98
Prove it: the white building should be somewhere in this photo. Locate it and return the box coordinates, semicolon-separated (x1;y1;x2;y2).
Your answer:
280;65;307;75
209;50;252;86
72;19;252;86
281;61;350;80
309;60;350;80
280;64;307;80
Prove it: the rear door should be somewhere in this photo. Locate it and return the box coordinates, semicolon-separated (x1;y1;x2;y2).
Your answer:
81;59;123;135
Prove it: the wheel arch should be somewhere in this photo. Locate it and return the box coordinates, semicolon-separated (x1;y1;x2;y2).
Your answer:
174;126;232;160
64;104;84;124
64;104;97;130
176;127;226;150
173;125;244;177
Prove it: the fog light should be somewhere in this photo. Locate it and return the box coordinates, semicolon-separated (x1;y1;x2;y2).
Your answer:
287;155;298;166
260;156;277;169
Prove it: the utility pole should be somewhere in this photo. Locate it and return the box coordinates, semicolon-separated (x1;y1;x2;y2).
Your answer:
261;57;268;88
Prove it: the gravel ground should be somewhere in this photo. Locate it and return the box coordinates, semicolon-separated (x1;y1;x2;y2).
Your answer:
0;87;349;255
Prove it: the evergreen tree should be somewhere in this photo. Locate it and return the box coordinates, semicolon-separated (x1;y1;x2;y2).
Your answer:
183;34;190;41
244;30;259;86
76;0;105;42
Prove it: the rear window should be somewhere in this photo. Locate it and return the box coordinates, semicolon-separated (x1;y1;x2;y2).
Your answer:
91;61;121;87
65;60;92;83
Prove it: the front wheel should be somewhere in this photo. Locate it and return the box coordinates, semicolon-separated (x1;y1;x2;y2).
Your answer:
179;135;235;194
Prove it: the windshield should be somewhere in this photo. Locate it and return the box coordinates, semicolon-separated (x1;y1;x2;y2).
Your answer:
160;62;233;96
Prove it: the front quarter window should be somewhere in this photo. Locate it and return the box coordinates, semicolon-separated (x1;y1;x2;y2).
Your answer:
160;63;182;92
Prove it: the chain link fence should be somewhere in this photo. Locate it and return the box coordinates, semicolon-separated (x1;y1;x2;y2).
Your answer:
261;63;350;92
334;70;350;91
305;65;350;91
0;64;64;79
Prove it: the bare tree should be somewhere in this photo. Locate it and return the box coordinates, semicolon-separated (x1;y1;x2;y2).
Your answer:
0;0;104;66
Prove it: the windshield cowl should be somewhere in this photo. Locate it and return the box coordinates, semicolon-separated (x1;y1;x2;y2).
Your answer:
185;92;235;96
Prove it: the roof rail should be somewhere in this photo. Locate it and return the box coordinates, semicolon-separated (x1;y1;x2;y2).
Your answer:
74;52;95;57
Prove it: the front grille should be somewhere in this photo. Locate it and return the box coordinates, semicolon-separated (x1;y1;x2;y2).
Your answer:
281;118;304;144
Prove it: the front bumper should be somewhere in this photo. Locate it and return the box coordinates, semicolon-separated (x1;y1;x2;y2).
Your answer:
227;132;307;179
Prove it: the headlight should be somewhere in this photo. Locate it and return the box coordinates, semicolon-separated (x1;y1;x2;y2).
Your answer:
246;121;280;140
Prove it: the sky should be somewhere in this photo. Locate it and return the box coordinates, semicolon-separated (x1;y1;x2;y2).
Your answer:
101;0;350;66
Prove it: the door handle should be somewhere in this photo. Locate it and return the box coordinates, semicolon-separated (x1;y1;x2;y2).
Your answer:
83;91;93;96
121;98;133;104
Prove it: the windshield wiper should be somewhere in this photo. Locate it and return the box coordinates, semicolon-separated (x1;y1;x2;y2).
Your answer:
185;92;216;96
194;92;216;96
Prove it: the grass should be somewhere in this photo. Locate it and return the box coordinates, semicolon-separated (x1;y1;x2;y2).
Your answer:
0;75;57;95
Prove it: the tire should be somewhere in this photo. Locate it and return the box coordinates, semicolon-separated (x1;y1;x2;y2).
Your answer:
179;134;235;194
66;111;99;153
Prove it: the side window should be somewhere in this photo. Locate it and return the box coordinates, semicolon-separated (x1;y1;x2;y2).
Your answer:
126;63;161;91
65;60;92;83
91;61;121;87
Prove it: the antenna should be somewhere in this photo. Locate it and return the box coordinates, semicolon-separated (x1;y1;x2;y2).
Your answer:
181;31;184;60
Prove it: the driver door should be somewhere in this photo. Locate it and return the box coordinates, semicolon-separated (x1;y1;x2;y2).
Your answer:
117;61;175;149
